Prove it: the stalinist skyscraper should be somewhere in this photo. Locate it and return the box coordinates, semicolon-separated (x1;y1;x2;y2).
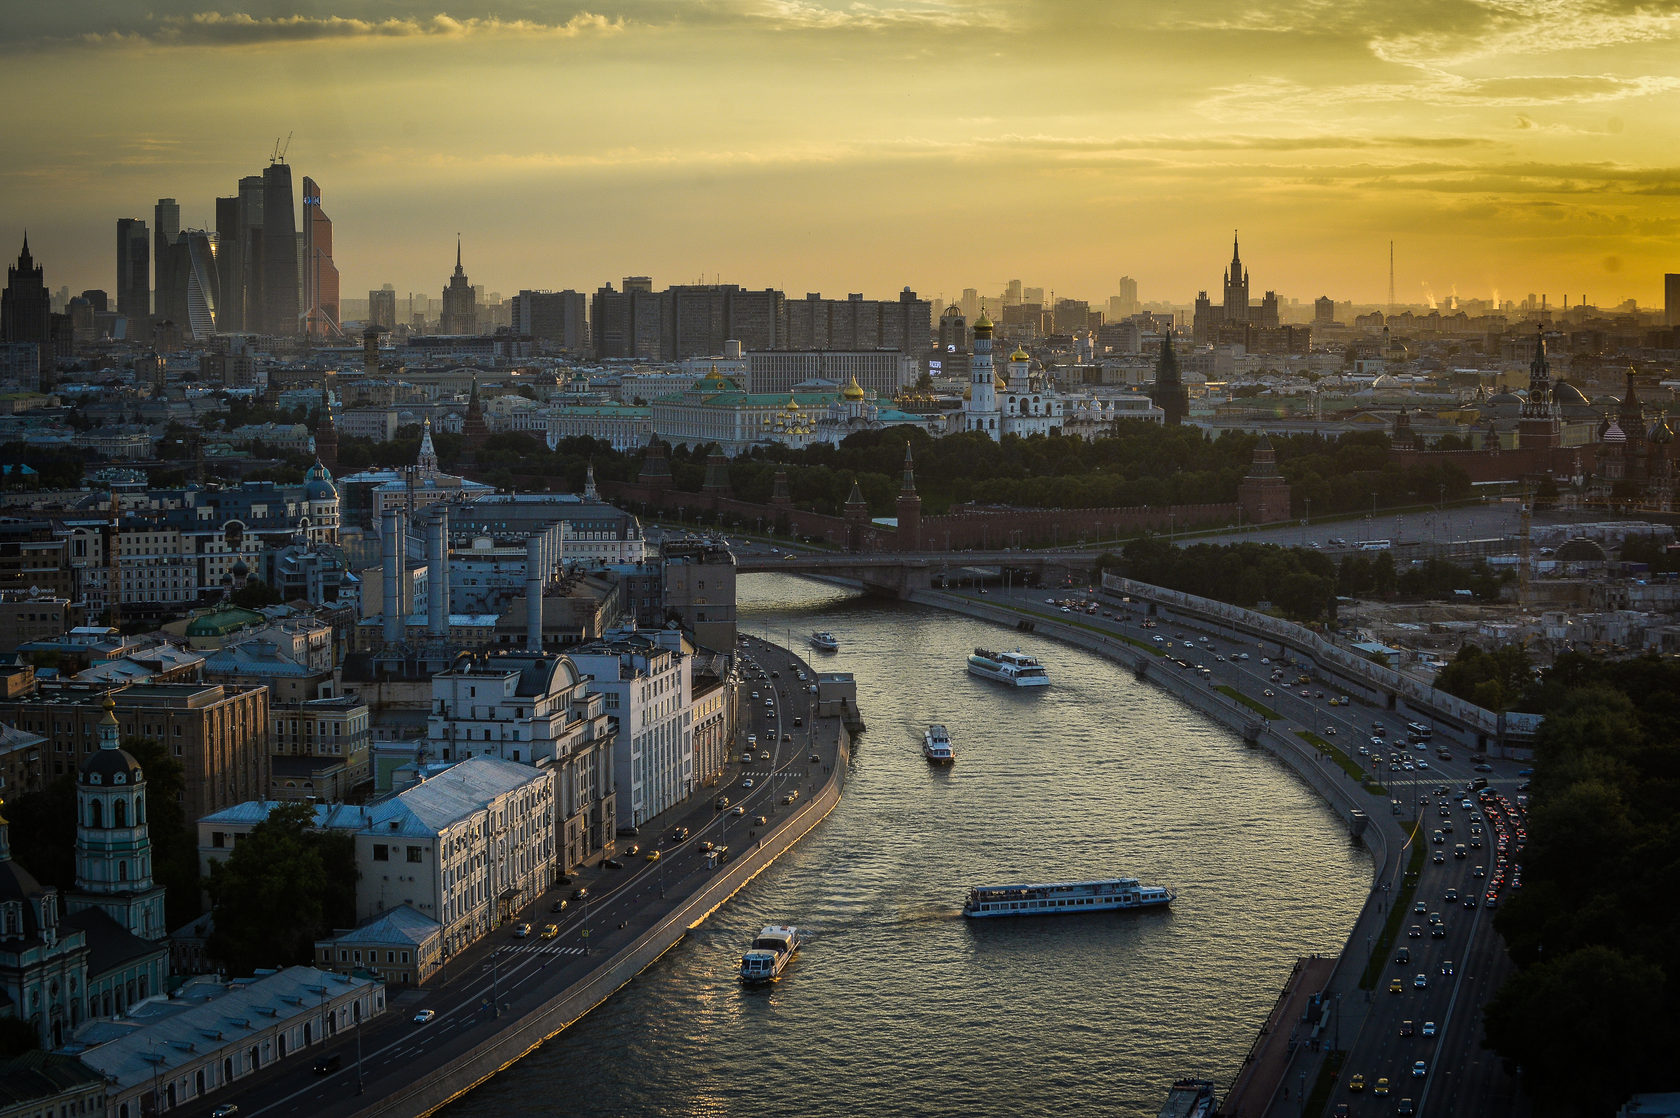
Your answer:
440;239;477;334
1222;231;1249;323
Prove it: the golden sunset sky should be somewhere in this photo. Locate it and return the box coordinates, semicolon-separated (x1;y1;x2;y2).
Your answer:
4;1;1679;311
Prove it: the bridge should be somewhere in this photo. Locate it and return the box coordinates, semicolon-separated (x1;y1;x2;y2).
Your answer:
734;549;1107;594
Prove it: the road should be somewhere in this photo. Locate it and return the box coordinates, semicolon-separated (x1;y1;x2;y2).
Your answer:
944;584;1530;1118
204;636;834;1118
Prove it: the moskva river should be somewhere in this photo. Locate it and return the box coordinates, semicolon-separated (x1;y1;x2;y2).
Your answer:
446;576;1369;1117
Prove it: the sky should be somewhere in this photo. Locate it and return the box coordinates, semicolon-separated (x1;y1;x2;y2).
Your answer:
3;0;1679;312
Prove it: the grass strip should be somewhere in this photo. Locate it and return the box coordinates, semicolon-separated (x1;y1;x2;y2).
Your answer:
1217;685;1281;720
1295;729;1387;796
1304;1048;1346;1118
981;600;1166;655
1359;820;1429;990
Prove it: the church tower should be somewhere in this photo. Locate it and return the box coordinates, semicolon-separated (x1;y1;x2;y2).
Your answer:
1150;331;1188;426
69;697;166;941
1517;324;1561;452
895;443;922;552
417;415;440;474
966;309;1000;440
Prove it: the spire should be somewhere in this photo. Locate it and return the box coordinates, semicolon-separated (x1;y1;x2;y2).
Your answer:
418;415;438;471
584;459;598;500
901;442;917;493
845;478;866;508
98;695;119;750
454;235;463;276
1231;229;1241;268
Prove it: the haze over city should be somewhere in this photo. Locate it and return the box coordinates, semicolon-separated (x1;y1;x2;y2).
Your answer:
4;0;1680;306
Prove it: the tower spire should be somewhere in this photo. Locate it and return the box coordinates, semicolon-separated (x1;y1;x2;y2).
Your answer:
454;235;463;276
901;442;916;493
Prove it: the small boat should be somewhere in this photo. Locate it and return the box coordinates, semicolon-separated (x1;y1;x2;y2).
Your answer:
967;647;1050;688
962;877;1174;918
810;631;839;652
923;724;955;765
739;925;802;983
1157;1079;1218;1118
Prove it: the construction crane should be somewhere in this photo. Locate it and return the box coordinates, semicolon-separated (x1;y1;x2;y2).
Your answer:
271;131;293;164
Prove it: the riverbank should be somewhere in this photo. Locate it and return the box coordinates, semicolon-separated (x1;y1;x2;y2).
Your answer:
342;645;855;1118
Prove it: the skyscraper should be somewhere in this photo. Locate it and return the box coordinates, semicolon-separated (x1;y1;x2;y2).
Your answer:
301;176;340;340
115;218;149;319
260;162;299;335
179;230;220;340
236;174;265;332
1117;276;1139;316
153;198;184;328
440;240;477;334
1314;296;1335;326
369;286;397;330
2;235;53;384
214;194;241;332
1667;273;1680;327
1222;231;1249;324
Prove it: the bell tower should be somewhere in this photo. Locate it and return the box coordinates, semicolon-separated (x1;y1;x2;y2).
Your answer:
69;697;167;941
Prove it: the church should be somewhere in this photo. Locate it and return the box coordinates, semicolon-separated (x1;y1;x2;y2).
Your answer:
960;311;1066;440
0;698;170;1047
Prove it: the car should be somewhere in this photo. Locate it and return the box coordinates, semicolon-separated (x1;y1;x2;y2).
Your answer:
732;805;747;816
782;791;799;804
550;898;568;912
715;796;731;810
783;733;793;742
1408;924;1422;938
1388;979;1403;994
602;857;624;869
1473;864;1486;878
754;814;769;825
571;886;590;901
742;778;755;789
1431;925;1446;938
1414;973;1428;988
212;1107;241;1118
1463;895;1478;908
512;922;532;938
1432;851;1445;864
770;671;780;678
1399;1019;1414;1037
1475;763;1495;772
1373;1077;1391;1096
1412;1060;1427;1078
1417;760;1430;769
1325;727;1337;736
810;753;821;762
313;1055;342;1075
1428;911;1443;925
1422;1020;1437;1037
751;691;760;700
1444;888;1459;902
671;826;690;842
1348;1073;1367;1092
741;752;754;764
1415;900;1427;913
541;923;559;938
1264;689;1275;697
624;844;641;856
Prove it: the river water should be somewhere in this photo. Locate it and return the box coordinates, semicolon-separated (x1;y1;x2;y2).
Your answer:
446;576;1369;1117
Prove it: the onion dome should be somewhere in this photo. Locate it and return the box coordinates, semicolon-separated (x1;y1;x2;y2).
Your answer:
231;557;250;578
842;374;865;401
1650;415;1674;444
1601;418;1625;443
80;697;143;785
1010;346;1030;363
973;310;993;332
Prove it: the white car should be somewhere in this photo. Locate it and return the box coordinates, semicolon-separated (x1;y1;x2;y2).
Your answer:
413;1009;436;1024
742;778;754;788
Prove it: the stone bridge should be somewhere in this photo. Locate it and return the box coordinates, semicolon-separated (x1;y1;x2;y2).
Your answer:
735;549;1106;595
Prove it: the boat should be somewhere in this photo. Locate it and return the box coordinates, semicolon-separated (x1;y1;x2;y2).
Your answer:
738;925;802;983
967;647;1050;688
923;724;955;765
810;631;839;652
962;876;1174;918
1157;1079;1218;1118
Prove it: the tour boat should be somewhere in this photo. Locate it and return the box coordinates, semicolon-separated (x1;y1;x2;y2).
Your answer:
1157;1079;1219;1118
962;877;1174;918
923;724;955;765
810;631;839;652
967;648;1050;688
738;925;802;983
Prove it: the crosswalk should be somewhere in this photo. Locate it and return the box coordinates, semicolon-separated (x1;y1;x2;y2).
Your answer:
496;943;588;957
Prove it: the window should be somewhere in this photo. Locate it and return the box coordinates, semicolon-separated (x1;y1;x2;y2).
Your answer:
406;846;423;863
373;844;389;862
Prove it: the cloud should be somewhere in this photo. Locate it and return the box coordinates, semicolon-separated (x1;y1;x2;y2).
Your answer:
66;10;625;49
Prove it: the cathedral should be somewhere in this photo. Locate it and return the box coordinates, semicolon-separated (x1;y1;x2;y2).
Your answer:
0;698;169;1047
960;311;1065;440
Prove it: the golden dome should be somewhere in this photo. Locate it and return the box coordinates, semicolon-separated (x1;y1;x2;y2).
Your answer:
963;385;972;400
842;374;866;401
995;374;1006;390
973;308;993;331
786;395;801;411
1010;347;1030;363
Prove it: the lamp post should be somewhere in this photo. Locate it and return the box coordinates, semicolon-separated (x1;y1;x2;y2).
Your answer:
354;996;365;1094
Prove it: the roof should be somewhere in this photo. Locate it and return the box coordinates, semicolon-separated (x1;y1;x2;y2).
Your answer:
62;905;167;977
321;904;439;949
0;1051;105;1106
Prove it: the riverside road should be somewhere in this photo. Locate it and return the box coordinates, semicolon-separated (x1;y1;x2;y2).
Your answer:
207;635;839;1118
937;584;1530;1118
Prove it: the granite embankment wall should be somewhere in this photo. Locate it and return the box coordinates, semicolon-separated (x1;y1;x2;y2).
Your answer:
349;724;854;1118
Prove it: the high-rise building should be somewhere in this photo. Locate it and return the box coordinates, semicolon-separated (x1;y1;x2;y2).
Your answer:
1222;231;1249;324
2;236;53;382
1314;295;1335;326
301;176;340;340
152;198;184;329
1117;275;1139;316
369;286;397;330
260;162;299;335
236;174;264;332
511;289;587;351
214;194;241;331
115;218;149;320
1667;273;1680;327
179;230;221;340
440;239;477;333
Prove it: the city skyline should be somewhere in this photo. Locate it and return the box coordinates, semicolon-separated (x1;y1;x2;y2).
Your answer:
3;1;1679;308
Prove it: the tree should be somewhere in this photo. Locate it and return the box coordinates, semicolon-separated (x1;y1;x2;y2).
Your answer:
205;802;357;975
230;578;284;609
121;737;201;928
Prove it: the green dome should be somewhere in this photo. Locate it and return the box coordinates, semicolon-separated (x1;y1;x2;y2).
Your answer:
186;605;266;637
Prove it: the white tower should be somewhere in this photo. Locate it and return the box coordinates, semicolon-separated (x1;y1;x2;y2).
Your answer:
966;310;1000;440
70;697;167;941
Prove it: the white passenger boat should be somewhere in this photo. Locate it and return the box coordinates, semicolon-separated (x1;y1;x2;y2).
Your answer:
962;877;1174;918
738;925;802;983
810;631;839;652
967;647;1050;688
923;724;955;765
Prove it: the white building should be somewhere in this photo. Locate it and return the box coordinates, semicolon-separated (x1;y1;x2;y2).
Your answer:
961;312;1066;440
542;404;653;451
568;630;693;828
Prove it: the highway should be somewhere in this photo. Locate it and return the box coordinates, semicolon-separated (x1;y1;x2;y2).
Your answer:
940;583;1530;1118
205;635;835;1118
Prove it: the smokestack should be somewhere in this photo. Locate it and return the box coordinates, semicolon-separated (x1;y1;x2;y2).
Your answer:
526;534;544;652
382;507;403;647
427;505;449;638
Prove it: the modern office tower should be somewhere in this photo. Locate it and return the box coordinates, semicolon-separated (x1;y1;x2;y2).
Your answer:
260;161;299;335
440;240;477;333
115;218;149;319
1005;279;1023;306
511;290;587;351
179;230;221;339
1667;274;1680;327
1315;295;1335;326
960;287;980;319
236;175;264;331
369;286;397;329
214;195;241;331
1052;299;1089;334
1023;286;1044;305
301;176;340;339
152;199;183;327
1117;275;1139;316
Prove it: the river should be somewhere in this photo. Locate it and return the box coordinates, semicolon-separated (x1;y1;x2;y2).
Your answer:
445;575;1370;1116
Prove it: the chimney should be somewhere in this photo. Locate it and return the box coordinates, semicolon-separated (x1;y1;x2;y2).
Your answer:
427;505;449;638
526;534;544;652
382;507;403;647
